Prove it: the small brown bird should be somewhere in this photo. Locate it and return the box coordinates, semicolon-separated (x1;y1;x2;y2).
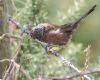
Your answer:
30;5;96;46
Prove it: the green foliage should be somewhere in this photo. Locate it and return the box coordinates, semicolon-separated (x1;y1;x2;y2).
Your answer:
31;0;49;24
14;0;32;24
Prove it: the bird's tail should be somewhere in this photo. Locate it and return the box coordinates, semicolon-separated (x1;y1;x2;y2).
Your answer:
71;5;96;27
61;5;96;32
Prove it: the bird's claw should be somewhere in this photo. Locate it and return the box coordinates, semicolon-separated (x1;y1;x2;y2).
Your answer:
62;59;67;66
47;46;53;53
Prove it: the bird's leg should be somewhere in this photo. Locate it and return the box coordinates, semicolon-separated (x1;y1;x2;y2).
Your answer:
47;45;65;54
47;44;55;53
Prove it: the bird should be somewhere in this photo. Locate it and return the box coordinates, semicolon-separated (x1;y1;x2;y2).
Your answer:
30;5;96;46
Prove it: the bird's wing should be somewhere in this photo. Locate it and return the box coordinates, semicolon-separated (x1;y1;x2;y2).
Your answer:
37;23;55;32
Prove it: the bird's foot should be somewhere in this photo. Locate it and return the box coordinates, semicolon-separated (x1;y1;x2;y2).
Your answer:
47;46;53;53
62;58;67;66
47;45;65;54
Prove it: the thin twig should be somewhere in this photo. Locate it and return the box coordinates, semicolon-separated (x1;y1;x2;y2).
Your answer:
80;45;91;79
51;67;100;80
2;47;22;80
0;59;10;63
35;40;91;80
0;31;32;80
2;34;22;80
53;52;91;80
0;33;22;41
13;42;23;60
1;58;33;80
2;59;14;80
83;45;91;71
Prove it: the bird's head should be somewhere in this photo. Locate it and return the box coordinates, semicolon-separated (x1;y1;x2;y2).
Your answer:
30;26;45;40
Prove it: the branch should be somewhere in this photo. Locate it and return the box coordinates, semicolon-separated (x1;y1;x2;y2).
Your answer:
51;51;91;80
13;42;23;60
0;33;22;41
0;59;10;63
2;37;33;80
1;36;31;80
35;40;91;80
1;58;33;80
51;67;100;80
2;59;14;80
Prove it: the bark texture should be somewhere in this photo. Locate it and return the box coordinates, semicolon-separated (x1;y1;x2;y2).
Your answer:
0;0;12;79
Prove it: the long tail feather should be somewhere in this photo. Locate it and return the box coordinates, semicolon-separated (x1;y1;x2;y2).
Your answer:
71;4;96;27
61;5;96;32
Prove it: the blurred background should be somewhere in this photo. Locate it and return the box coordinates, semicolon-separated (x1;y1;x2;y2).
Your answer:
8;0;100;80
